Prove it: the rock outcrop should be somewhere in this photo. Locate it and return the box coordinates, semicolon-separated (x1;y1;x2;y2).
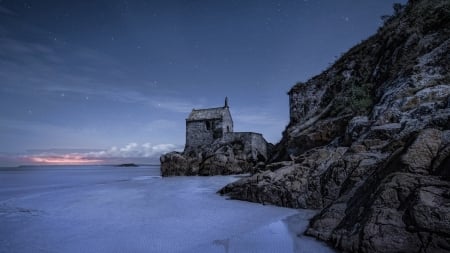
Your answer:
161;133;270;176
219;0;450;252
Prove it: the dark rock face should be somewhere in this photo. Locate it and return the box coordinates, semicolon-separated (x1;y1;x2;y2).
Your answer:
304;129;450;252
219;0;450;252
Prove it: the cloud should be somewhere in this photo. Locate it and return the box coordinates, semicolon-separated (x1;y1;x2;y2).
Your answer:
0;33;126;96
88;142;181;158
0;30;136;95
0;5;16;16
26;148;104;154
0;37;198;113
150;99;201;113
0;29;203;115
0;118;112;150
43;84;200;113
39;85;149;104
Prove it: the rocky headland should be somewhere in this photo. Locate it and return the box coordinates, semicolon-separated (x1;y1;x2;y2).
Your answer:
219;0;450;252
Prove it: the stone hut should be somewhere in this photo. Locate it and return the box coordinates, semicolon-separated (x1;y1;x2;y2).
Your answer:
185;97;233;149
185;98;269;160
161;97;271;176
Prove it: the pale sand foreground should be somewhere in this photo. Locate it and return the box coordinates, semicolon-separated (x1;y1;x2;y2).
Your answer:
0;166;335;253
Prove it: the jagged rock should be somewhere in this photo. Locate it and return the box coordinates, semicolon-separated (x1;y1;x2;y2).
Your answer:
219;0;450;252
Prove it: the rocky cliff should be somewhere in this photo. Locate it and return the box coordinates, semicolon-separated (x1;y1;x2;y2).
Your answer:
219;0;450;252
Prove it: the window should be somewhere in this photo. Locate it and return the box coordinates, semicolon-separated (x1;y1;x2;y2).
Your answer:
213;130;222;139
205;121;211;130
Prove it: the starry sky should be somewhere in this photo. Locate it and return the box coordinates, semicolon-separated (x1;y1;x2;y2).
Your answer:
0;0;406;166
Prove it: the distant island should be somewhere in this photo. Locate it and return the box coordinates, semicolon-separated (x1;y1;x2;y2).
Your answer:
117;163;139;167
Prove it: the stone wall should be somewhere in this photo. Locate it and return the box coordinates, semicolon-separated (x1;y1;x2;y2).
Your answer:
222;132;268;160
221;110;234;134
185;112;233;150
185;120;214;149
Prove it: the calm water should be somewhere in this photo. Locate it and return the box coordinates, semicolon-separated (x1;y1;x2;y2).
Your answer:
0;165;335;253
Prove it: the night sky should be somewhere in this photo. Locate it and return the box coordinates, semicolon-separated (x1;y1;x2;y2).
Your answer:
0;0;406;166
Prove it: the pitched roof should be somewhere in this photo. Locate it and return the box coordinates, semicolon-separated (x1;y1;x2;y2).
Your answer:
187;107;229;121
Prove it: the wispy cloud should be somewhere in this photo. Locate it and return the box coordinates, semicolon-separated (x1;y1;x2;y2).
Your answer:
26;148;104;154
0;40;124;91
150;99;202;113
87;142;181;159
0;29;203;115
2;32;212;118
0;5;16;16
39;84;200;113
0;119;108;149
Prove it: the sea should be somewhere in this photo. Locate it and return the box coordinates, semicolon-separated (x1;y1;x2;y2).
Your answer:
0;165;336;253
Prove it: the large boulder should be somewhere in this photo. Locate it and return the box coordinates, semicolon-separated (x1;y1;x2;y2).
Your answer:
160;151;196;176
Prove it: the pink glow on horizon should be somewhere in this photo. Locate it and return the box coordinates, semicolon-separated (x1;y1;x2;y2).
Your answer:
30;155;103;165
